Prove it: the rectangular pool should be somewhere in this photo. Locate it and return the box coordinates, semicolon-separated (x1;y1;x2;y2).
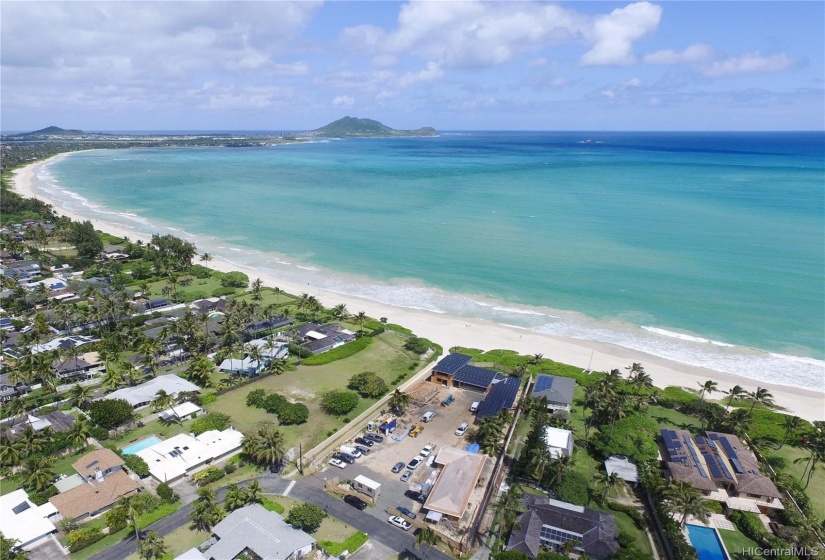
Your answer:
687;524;729;560
122;435;161;455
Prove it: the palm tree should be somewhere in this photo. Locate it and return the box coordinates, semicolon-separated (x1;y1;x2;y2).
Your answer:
190;488;223;532
242;425;286;467
18;426;46;457
66;416;93;451
108;495;145;541
355;311;367;336
725;385;747;408
0;432;22;467
138;531;167;560
415;526;439;557
492;484;523;539
697;380;718;402
69;383;94;409
251;278;264;301
749;387;775;413
665;481;712;528
2;398;26;427
22;455;54;491
272;286;283;306
596;471;626;500
388;389;410;415
546;454;574;487
184;354;214;388
244;480;263;504
778;416;805;449
139;337;162;377
224;483;245;512
199;253;212;273
152;389;177;418
531;353;544;365
332;303;349;320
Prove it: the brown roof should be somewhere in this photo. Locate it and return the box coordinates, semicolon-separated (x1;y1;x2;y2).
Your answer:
424;447;486;518
49;470;140;519
72;449;124;479
736;473;783;499
667;462;718;492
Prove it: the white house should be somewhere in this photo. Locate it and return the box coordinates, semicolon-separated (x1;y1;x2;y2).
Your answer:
544;426;574;458
103;374;200;408
136;428;244;483
0;489;57;550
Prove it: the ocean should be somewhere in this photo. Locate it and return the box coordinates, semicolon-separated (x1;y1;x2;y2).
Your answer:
33;131;825;391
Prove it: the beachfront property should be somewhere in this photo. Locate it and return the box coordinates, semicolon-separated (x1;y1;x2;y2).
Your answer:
476;377;522;419
660;428;783;513
429;353;505;392
49;448;141;521
245;314;294;337
506;496;620;559
135;428;243;483
176;503;316;560
423;446;487;521
102;373;200;409
531;374;576;413
0;488;58;550
189;297;228;315
604;455;639;485
544;426;574;458
292;322;356;355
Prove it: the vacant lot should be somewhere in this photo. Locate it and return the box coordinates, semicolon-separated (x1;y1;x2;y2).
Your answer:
204;332;420;450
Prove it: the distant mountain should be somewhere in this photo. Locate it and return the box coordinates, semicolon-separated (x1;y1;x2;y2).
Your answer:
312;117;436;137
20;126;86;136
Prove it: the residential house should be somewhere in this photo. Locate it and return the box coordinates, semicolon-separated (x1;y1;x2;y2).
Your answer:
476;377;521;419
531;374;576;413
245;315;294;337
604;455;639;485
135;428;243;483
0;382;31;402
660;428;783;513
423;447;487;521
53;352;104;379
544;426;574;458
49;449;141;521
506;496;620;559
0;489;57;550
429;353;505;392
292;322;355;355
102;374;200;409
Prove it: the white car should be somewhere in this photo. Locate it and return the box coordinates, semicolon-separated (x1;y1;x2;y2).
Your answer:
455;423;469;436
407;457;423;470
387;516;412;531
329;458;347;469
419;444;435;458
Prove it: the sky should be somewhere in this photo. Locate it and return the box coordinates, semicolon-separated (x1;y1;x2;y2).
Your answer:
1;1;823;132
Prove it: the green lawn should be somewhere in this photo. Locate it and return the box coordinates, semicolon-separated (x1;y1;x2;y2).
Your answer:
124;524;206;560
0;446;95;496
718;528;760;560
140;276;238;302
763;445;825;520
203;332;418;449
110;415;198;450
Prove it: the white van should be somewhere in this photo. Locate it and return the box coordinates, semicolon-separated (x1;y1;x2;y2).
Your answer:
422;411;436;423
455;423;469;436
339;445;362;458
470;402;480;413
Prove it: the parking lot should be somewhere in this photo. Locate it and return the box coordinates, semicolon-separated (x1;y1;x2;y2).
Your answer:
322;384;496;535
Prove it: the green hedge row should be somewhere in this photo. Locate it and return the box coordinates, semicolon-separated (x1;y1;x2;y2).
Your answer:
301;337;372;365
319;531;369;557
67;527;106;553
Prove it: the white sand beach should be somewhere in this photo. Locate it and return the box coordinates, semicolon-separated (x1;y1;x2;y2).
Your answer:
13;156;825;421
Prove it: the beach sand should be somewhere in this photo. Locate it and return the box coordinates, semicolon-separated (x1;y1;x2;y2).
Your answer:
13;156;825;421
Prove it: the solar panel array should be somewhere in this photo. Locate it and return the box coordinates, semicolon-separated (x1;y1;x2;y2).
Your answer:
662;429;687;463
703;452;723;478
730;457;745;474
683;436;708;477
534;374;555;393
477;377;520;419
434;353;473;375
453;365;500;389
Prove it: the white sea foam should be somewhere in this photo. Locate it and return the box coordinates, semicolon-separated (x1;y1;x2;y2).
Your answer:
642;326;736;347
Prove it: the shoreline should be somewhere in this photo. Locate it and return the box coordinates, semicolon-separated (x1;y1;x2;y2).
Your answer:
12;154;825;421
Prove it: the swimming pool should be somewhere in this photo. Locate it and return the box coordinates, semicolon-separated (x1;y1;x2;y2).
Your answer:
122;435;161;455
687;524;729;560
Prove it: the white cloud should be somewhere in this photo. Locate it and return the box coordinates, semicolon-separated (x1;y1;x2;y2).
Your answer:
644;43;714;64
397;62;444;89
341;1;661;70
579;2;662;66
273;62;310;76
702;52;795;78
333;95;355;108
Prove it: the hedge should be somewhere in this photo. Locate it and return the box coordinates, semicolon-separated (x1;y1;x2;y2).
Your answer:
122;453;150;477
191;412;231;435
261;498;285;514
319;531;369;557
301;337;372;365
192;466;225;486
68;527;106;553
730;511;786;549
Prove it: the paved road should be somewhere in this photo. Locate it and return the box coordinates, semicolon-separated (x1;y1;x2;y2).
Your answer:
87;472;451;560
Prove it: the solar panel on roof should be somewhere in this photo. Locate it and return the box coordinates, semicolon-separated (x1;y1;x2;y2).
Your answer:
716;457;733;479
718;437;739;460
534;375;555;393
703;453;723;478
477;377;520;419
12;502;30;514
707;440;717;449
730;457;744;474
697;465;708;478
435;354;473;375
85;460;99;469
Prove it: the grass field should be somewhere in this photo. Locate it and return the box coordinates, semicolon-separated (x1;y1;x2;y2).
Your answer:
763;445;825;520
203;332;419;450
718;527;760;560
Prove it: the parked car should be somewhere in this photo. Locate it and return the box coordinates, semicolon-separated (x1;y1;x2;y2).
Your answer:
405;490;427;504
419;444;435;458
269;461;282;474
455;422;469;436
407;457;423;470
392;462;406;473
339;445;362;458
329;458;347;469
354;444;371;455
470;401;480;413
396;506;417;519
345;495;368;510
354;437;374;447
333;452;356;464
400;470;413;482
364;433;384;443
388;516;412;531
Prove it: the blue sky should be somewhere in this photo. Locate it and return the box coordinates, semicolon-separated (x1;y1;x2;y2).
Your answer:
1;1;823;131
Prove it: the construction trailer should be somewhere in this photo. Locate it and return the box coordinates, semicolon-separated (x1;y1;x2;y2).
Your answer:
351;475;382;498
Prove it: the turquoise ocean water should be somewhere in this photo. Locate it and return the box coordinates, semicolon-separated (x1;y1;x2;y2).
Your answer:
34;132;825;391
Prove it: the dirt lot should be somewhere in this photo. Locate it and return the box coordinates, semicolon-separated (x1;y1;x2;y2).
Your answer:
325;385;495;536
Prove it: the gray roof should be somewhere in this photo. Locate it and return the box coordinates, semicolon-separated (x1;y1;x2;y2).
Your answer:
531;374;576;406
103;374;199;407
507;496;619;559
207;504;315;560
604;456;639;483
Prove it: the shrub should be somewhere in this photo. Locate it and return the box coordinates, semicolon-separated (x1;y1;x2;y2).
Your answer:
347;371;389;398
68;527;106;553
261;498;285;514
211;287;236;297
659;386;700;408
553;472;589;505
191;466;225;486
319;531;369;557
221;271;249;288
404;336;431;354
320;390;359;416
187;264;211;279
223;463;237;474
593;415;660;462
28;485;58;506
122;454;150;478
730;511;786;549
89;425;109;440
156;482;178;504
191;412;231;436
606;500;646;530
88;399;133;429
287;343;313;359
263;393;288;415
301;337;372;365
278;402;309;425
246;389;267;408
201;393;217;405
286;502;326;533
